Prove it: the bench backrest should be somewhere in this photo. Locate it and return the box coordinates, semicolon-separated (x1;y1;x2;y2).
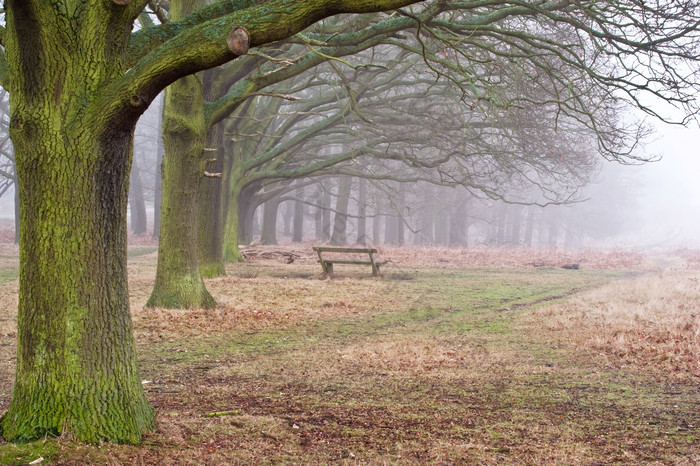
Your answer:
312;247;377;254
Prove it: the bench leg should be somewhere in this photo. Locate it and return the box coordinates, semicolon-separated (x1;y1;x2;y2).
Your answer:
326;263;333;275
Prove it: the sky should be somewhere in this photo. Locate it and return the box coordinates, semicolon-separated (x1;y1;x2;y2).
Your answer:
626;120;700;247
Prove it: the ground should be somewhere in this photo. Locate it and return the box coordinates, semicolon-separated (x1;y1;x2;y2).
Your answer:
0;239;698;464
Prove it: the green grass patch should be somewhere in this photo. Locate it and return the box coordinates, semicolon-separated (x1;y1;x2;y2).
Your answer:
0;268;17;284
127;246;158;258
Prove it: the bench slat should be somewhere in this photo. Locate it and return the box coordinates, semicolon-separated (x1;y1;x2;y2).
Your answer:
312;247;377;254
319;259;374;265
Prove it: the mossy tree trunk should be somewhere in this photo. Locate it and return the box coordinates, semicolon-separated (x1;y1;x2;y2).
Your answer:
147;72;216;309
0;2;154;443
223;174;246;262
197;121;226;277
147;0;215;308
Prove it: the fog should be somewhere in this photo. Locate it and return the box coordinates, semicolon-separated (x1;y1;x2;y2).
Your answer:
635;122;700;247
0;105;699;251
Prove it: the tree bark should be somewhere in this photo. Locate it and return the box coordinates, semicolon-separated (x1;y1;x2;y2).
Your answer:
0;2;155;444
321;182;331;242
197;120;226;278
222;179;245;262
372;196;383;244
356;177;367;245
292;186;304;243
260;196;280;245
508;205;522;246
330;176;352;246
152;107;164;238
147;73;216;309
129;159;148;235
13;178;19;245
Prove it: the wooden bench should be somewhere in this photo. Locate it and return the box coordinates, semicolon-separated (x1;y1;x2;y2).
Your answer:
312;247;383;276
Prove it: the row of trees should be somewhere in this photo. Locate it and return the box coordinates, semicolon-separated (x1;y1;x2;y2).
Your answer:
2;0;700;445
226;162;638;250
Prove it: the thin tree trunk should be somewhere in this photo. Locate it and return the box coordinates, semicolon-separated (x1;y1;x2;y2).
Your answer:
292;186;304;242
129;159;148;235
356;177;366;245
314;185;324;241
321;182;331;242
524;207;535;247
260;197;280;245
330;176;352;246
372;197;383;244
449;202;467;247
152;100;164;239
282;200;293;237
508;205;522;246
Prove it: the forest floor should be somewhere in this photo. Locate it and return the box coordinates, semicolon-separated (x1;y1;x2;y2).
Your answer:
0;241;698;464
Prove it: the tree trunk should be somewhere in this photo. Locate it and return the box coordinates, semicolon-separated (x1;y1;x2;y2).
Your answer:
356;177;367;245
129;159;148;235
13;178;18;245
260;197;280;245
238;189;258;245
282;200;293;237
292;186;304;243
384;215;398;244
524;207;535;247
314;185;324;241
397;215;405;246
147;72;215;309
449;202;467;247
197;120;226;278
0;3;154;444
321;183;332;242
330;176;352;246
152;100;164;239
508;205;522;246
222;179;245;262
152;142;164;238
372;199;383;244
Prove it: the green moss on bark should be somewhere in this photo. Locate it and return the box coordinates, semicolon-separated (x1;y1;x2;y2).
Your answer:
148;73;217;309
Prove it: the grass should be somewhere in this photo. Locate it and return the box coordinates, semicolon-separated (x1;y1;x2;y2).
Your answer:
0;245;698;464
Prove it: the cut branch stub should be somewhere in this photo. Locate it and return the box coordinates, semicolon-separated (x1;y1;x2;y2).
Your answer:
227;27;250;56
112;0;130;5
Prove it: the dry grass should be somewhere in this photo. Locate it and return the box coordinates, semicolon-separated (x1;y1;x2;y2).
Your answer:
0;243;699;464
530;271;700;381
255;240;649;270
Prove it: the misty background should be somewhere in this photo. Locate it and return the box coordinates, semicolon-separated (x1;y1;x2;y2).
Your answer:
0;93;698;250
